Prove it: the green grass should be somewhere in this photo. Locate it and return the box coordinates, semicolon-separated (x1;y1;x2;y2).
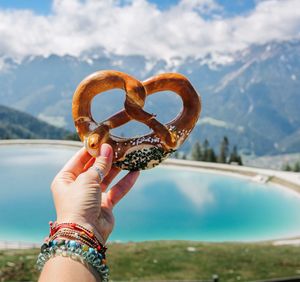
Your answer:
1;241;300;281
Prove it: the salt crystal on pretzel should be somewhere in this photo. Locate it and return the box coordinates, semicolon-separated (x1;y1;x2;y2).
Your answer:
72;70;201;171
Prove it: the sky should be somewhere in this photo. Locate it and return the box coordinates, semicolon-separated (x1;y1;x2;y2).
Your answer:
0;0;299;62
0;0;256;14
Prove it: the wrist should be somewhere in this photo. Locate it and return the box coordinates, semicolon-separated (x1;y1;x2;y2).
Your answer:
37;237;109;282
55;217;105;245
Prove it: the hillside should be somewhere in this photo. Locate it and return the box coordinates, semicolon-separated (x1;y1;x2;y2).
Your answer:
0;105;69;139
0;40;299;155
1;241;300;281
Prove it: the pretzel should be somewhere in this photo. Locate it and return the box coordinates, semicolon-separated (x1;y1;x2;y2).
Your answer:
72;70;201;170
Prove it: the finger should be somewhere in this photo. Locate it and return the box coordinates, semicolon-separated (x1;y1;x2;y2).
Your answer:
107;171;140;207
100;167;121;192
78;143;113;185
55;147;92;182
83;157;96;172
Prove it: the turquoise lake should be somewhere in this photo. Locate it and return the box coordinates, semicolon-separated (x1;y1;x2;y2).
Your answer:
1;145;300;243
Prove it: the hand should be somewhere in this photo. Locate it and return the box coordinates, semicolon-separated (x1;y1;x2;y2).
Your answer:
50;143;139;244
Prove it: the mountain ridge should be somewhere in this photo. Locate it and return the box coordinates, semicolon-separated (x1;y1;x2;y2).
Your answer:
0;40;299;156
0;105;69;140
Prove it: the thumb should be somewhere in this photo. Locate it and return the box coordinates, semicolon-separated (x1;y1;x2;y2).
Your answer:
80;143;113;184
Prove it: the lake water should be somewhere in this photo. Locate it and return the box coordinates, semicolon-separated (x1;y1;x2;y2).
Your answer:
1;145;300;243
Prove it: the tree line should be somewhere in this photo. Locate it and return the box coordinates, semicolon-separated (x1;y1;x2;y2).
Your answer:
173;136;243;165
282;161;300;172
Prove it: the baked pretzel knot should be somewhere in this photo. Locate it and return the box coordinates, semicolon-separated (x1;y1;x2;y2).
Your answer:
72;70;201;170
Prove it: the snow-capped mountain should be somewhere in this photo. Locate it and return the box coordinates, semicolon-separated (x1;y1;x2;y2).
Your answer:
0;40;299;156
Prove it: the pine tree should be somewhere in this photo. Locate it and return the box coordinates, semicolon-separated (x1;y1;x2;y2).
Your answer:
207;148;217;162
283;163;292;171
218;136;229;163
191;141;202;161
203;139;209;162
229;146;237;164
229;145;243;165
294;161;300;172
237;155;243;166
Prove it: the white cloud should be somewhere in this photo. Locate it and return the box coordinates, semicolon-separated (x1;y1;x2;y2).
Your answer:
175;171;215;210
0;0;299;62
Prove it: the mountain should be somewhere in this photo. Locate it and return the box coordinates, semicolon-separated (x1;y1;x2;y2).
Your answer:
0;40;299;155
0;105;69;139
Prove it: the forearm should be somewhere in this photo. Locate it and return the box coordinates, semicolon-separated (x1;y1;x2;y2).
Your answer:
39;256;100;282
40;144;138;281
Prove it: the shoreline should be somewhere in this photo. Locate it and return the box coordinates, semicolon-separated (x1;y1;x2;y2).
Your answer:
1;139;299;190
162;160;300;195
0;240;40;250
1;139;300;248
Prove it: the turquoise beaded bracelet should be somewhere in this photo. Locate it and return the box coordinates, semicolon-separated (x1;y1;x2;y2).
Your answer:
36;239;109;282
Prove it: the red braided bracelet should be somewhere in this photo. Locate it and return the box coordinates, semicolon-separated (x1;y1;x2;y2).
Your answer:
49;221;107;253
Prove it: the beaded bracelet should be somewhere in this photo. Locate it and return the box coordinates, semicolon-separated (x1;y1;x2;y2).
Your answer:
36;239;109;282
51;233;97;250
37;221;109;281
50;228;100;250
49;221;106;253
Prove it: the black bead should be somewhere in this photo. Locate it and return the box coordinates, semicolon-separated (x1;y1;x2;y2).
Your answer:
41;243;48;253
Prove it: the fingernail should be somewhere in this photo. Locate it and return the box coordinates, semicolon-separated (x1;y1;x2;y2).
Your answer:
100;143;112;158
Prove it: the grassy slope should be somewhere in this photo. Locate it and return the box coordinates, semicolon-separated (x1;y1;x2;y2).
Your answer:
1;241;300;281
0;105;69;139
